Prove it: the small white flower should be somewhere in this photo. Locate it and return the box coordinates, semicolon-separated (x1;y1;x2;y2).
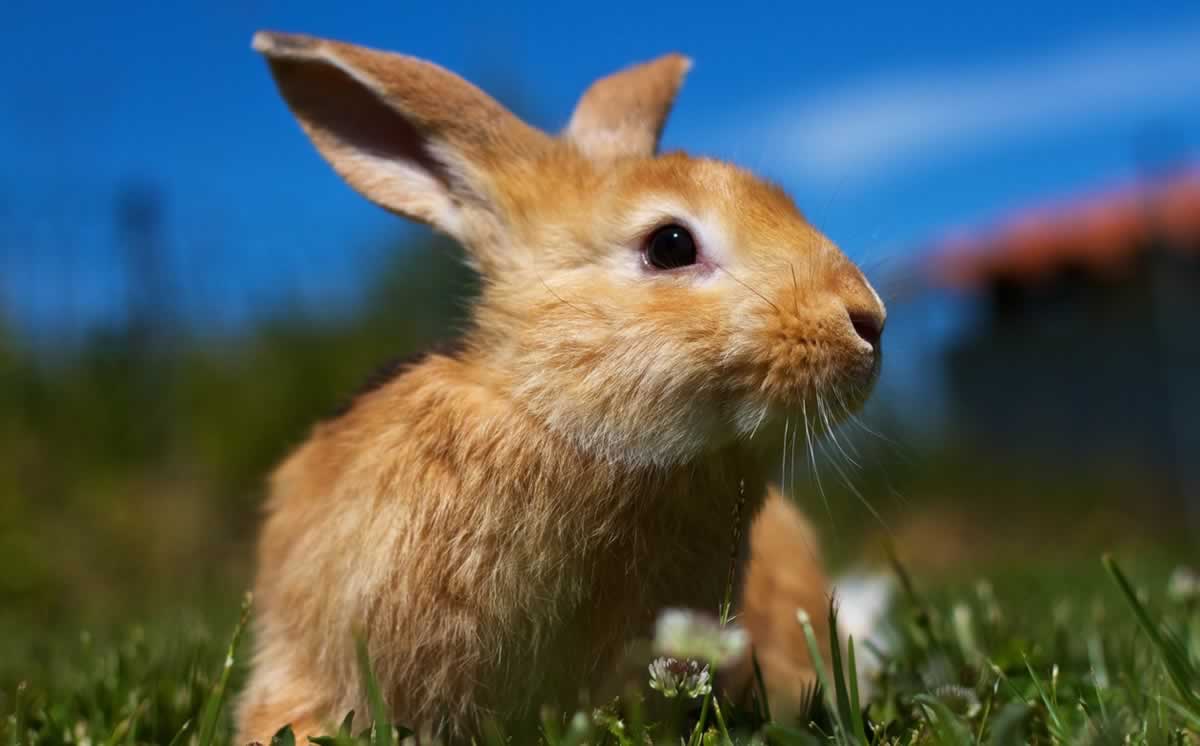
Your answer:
654;608;748;666
648;657;712;699
1167;566;1199;603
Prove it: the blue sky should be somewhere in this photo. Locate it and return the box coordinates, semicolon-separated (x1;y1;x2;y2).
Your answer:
2;0;1199;336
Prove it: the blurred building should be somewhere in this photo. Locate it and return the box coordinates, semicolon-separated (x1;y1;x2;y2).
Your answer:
923;167;1200;504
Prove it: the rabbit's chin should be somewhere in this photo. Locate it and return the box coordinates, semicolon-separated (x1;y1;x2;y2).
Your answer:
547;378;875;470
728;374;879;451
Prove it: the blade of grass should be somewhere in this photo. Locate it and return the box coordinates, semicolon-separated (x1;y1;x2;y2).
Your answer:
687;694;711;746
622;686;646;746
269;724;296;746
337;710;355;736
710;695;734;746
1159;696;1200;731
826;602;855;734
752;650;773;723
197;592;252;746
797;680;824;728
105;699;146;746
974;680;997;745
1103;555;1200;711
166;720;191;746
480;717;508;746
763;722;825;745
845;637;869;744
10;682;25;746
797;609;846;739
122;704;144;746
354;636;396;746
1022;655;1067;740
540;706;562;746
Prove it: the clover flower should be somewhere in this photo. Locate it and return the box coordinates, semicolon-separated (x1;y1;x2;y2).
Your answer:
648;656;712;699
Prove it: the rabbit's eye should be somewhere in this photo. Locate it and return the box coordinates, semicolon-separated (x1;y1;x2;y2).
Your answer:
644;224;698;270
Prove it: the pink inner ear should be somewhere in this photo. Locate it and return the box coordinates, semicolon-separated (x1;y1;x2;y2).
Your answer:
269;57;451;189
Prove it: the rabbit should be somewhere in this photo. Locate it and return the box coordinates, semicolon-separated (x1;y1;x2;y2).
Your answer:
238;30;885;744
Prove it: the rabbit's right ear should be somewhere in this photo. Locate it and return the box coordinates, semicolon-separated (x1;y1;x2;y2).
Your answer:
253;32;548;249
565;54;692;161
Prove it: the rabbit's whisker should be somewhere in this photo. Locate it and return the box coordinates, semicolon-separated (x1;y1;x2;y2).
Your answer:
789;410;799;500
819;394;860;471
829;391;913;512
818;398;890;537
826;390;864;462
790;263;800;316
835;390;908;459
714;263;781;314
777;417;787;494
802;398;834;532
536;273;602;320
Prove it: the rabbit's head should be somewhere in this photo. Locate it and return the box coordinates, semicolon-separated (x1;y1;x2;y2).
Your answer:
256;33;885;467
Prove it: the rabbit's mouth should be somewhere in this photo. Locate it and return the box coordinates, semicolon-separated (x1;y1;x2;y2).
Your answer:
722;303;883;454
729;304;882;417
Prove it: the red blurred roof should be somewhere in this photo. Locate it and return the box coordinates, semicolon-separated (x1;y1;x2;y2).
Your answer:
927;166;1200;291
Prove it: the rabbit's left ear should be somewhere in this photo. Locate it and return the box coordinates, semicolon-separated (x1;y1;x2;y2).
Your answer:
564;54;692;161
252;31;549;262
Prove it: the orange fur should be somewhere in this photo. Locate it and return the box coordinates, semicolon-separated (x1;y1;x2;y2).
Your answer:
240;32;885;743
735;490;833;717
565;54;693;160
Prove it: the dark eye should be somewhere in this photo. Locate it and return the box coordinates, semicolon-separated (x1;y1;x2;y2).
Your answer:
644;224;698;270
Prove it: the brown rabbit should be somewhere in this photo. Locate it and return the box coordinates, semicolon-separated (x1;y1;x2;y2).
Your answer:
239;31;885;744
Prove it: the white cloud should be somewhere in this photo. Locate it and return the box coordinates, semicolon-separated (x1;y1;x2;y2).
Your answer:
741;25;1200;185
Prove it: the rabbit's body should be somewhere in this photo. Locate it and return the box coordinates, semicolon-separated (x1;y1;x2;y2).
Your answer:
241;351;769;739
241;31;882;743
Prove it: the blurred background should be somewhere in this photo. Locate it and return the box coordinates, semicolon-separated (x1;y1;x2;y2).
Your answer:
2;1;1198;668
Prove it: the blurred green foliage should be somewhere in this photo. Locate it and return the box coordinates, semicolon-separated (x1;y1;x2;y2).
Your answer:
3;553;1198;744
0;231;476;636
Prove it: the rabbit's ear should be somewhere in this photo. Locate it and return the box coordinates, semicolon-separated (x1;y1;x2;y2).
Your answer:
253;32;548;246
565;54;692;161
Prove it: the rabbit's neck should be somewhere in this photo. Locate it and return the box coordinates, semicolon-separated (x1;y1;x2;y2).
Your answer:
391;352;771;615
465;316;756;469
418;348;770;510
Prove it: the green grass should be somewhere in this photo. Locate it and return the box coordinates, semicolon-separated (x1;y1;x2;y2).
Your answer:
3;554;1197;745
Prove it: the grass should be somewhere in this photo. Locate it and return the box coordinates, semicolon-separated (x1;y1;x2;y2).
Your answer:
2;554;1197;745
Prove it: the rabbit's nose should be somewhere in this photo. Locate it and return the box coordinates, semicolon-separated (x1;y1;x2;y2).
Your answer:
847;306;884;350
